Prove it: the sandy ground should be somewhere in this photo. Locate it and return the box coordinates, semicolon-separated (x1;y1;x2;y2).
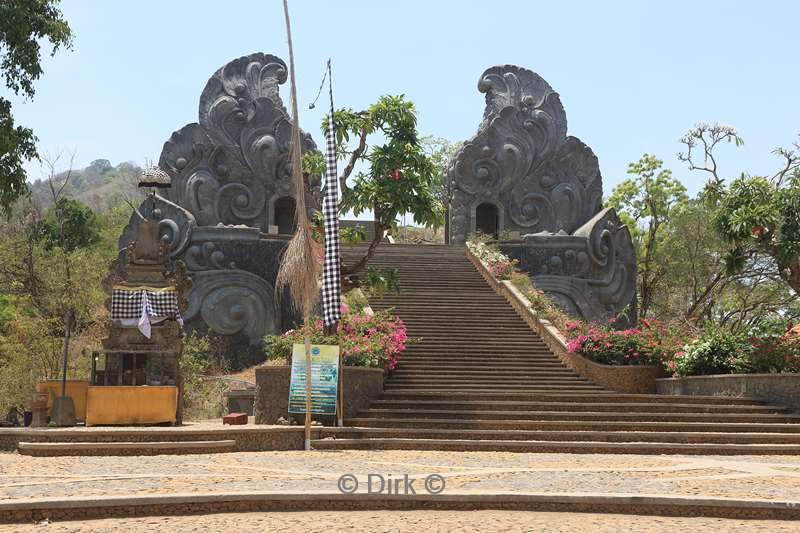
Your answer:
3;450;800;502
6;510;800;533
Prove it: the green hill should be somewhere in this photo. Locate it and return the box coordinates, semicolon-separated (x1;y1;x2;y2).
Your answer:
28;159;146;211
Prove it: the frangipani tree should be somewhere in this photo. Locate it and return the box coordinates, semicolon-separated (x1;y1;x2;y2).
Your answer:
679;124;800;295
325;95;444;275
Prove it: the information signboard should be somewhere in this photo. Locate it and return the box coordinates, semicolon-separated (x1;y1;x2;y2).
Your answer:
288;344;340;415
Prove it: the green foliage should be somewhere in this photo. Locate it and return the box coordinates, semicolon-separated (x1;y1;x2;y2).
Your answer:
680;124;800;296
509;272;570;331
310;211;366;244
671;327;754;376
38;197;101;251
661;321;800;377
0;99;36;215
180;332;230;420
420;135;463;205
607;154;688;317
0;314;71;413
608;155;688;228
714;173;800;272
363;267;400;297
0;185;131;411
342;288;369;314
0;0;73;214
180;333;213;394
328;95;445;234
341;225;367;244
0;295;16;333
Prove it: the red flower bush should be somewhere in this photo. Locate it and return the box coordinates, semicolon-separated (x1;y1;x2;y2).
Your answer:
565;318;684;367
264;308;416;371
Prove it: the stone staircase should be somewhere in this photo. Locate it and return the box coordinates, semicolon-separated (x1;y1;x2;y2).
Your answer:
318;244;800;454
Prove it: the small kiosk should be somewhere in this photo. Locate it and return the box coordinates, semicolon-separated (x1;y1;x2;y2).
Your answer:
86;168;191;425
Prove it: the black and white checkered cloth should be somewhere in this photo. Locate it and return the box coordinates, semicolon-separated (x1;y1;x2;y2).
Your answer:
321;59;342;328
111;287;181;321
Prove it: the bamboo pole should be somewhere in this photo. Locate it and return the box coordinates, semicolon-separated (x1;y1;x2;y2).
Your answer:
280;0;316;451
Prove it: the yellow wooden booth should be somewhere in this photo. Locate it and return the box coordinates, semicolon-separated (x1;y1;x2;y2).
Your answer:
87;349;179;425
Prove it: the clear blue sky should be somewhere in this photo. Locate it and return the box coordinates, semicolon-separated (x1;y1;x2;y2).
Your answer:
8;0;800;197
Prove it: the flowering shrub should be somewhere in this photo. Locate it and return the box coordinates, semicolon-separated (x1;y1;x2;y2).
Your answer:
565;318;683;367
467;238;517;280
671;328;753;376
670;326;800;376
745;333;800;373
263;305;415;371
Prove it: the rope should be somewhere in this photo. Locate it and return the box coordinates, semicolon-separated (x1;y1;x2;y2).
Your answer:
308;59;331;110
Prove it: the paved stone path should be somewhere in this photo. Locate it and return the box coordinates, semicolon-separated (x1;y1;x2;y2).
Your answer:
8;510;800;532
3;450;800;502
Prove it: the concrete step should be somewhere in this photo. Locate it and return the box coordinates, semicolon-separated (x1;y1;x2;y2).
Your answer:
17;440;237;456
401;350;558;357
369;399;783;413
383;384;605;391
360;407;800;422
322;427;800;445
391;370;579;378
397;356;562;363
388;374;587;381
378;391;768;405
396;364;570;371
345;417;800;433
311;437;800;455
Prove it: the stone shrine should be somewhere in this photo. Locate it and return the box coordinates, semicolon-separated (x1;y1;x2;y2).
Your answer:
118;53;317;365
449;65;636;323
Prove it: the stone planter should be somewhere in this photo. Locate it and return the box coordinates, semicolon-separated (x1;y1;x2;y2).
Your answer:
657;374;800;413
467;249;663;394
254;366;385;425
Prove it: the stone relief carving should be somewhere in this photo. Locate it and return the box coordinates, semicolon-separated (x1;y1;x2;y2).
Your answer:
118;195;196;259
159;52;317;229
119;53;315;356
184;270;278;341
450;65;602;243
517;209;636;322
451;65;636;323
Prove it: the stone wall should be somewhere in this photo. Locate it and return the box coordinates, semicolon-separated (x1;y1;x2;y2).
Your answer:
657;374;800;413
254;366;385;425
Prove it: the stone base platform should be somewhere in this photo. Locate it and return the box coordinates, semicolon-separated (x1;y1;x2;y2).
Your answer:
0;421;316;453
17;440;237;456
2;491;800;523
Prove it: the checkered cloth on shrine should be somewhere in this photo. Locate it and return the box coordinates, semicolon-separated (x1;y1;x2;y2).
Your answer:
320;60;342;328
111;286;181;321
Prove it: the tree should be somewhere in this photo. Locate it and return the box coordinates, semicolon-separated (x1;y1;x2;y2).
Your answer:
0;0;72;215
327;95;444;275
607;154;688;318
679;123;800;295
421;136;462;244
38;197;101;251
657;199;794;330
